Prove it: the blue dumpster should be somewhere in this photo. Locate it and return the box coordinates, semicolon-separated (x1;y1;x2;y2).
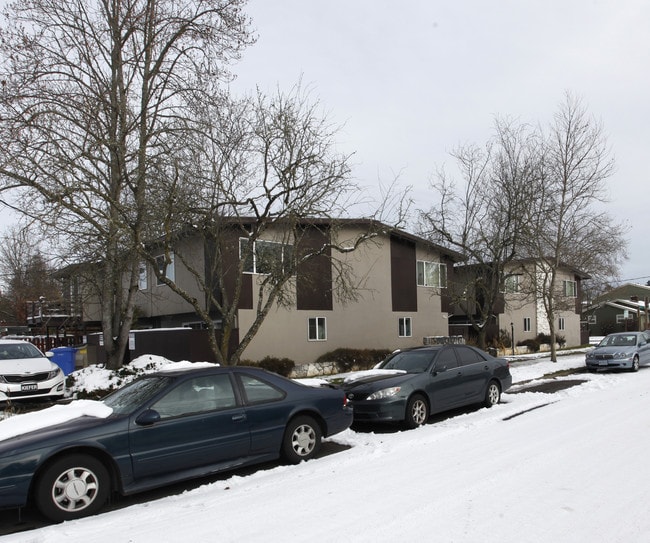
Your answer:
50;346;77;375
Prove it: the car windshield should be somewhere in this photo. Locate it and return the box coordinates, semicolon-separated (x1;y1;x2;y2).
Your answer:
599;334;637;347
103;376;173;415
0;343;44;360
380;350;435;373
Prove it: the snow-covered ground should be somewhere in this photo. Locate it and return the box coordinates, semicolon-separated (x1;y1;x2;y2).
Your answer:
4;352;650;542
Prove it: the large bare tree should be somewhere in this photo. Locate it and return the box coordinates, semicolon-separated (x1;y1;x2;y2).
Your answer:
419;119;540;348
141;85;409;365
0;0;253;368
521;93;627;361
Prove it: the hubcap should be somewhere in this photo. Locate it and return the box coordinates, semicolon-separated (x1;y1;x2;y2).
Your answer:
488;385;499;405
412;400;427;425
292;424;316;456
52;467;99;512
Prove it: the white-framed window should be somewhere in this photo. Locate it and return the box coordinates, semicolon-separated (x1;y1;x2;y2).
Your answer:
523;317;531;332
138;262;148;290
587;314;597;324
240;238;293;275
563;280;577;298
558;317;565;331
416;261;447;288
616;314;626;324
308;317;327;341
155;252;175;285
398;317;412;337
503;274;521;294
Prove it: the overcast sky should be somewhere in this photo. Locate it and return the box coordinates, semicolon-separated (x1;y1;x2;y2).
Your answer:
229;0;650;285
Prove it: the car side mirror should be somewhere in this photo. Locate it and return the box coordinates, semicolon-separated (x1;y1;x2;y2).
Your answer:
640;340;647;347
136;409;161;426
433;364;447;375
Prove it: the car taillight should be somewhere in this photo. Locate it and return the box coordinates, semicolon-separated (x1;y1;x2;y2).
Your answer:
343;395;349;407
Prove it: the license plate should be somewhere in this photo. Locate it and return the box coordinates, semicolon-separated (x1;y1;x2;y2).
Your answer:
599;361;608;366
21;383;38;391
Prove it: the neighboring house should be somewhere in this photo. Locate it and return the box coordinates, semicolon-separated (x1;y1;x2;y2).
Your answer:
449;260;588;348
582;283;650;336
79;219;463;364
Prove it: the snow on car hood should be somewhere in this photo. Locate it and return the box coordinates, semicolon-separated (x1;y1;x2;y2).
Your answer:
0;356;57;375
342;369;407;385
0;400;113;442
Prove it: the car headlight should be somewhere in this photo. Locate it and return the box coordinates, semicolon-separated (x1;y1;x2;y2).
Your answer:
367;386;401;400
47;367;62;380
613;352;632;360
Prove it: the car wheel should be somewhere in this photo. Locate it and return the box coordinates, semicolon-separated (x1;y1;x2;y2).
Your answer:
484;380;501;408
282;415;322;463
631;355;640;372
404;394;429;429
35;454;110;522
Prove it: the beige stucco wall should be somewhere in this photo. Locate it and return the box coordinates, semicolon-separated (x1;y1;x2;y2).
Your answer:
239;228;450;363
501;265;582;348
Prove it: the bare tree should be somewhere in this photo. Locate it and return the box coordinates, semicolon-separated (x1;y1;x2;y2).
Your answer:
521;93;627;361
418;119;540;348
0;227;61;325
0;0;253;368
141;86;407;364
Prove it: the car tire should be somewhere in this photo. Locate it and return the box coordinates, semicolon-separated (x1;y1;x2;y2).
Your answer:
631;355;640;372
484;380;501;408
34;454;110;522
282;415;322;463
404;394;429;429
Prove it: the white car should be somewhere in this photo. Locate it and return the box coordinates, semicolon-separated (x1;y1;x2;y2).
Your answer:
0;339;66;402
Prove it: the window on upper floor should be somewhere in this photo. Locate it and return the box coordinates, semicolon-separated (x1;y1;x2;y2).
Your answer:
240;238;293;275
503;274;521;294
416;260;447;288
563;280;577;298
138;261;148;290
155;252;175;285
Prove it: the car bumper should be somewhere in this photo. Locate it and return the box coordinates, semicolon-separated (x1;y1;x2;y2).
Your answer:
586;357;635;370
0;378;66;402
348;398;407;423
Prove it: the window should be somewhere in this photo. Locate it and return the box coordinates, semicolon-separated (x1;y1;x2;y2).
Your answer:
308;317;327;341
416;261;447;288
503;274;521;294
240;238;293;275
455;345;488;366
398;317;412;337
152;375;236;418
155;253;175;285
239;373;285;404
523;317;531;332
563;280;577;298
587;314;597;324
616;314;626;324
558;317;565;331
138;262;148;290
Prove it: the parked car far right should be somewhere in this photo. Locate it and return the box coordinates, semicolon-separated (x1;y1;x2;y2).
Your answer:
585;331;650;372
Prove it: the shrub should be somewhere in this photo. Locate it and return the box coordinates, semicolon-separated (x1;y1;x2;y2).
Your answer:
556;334;566;347
536;333;552;345
517;338;540;352
497;329;512;349
316;348;391;373
251;356;295;377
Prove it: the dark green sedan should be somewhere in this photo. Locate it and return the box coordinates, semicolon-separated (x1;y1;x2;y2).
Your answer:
343;345;512;429
0;366;352;522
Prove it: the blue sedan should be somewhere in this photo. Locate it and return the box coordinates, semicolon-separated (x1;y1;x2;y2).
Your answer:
586;331;650;372
0;366;352;521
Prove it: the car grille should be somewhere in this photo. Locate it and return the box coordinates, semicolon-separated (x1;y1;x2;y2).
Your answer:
2;372;51;383
346;391;371;401
593;354;614;360
8;388;50;398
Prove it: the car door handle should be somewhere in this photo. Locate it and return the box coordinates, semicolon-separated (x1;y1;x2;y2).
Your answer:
232;414;247;423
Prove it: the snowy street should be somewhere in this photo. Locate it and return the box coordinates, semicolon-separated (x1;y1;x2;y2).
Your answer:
2;353;650;542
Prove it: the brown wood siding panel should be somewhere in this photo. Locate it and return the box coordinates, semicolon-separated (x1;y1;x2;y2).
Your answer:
391;235;417;312
440;255;455;313
296;227;333;311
